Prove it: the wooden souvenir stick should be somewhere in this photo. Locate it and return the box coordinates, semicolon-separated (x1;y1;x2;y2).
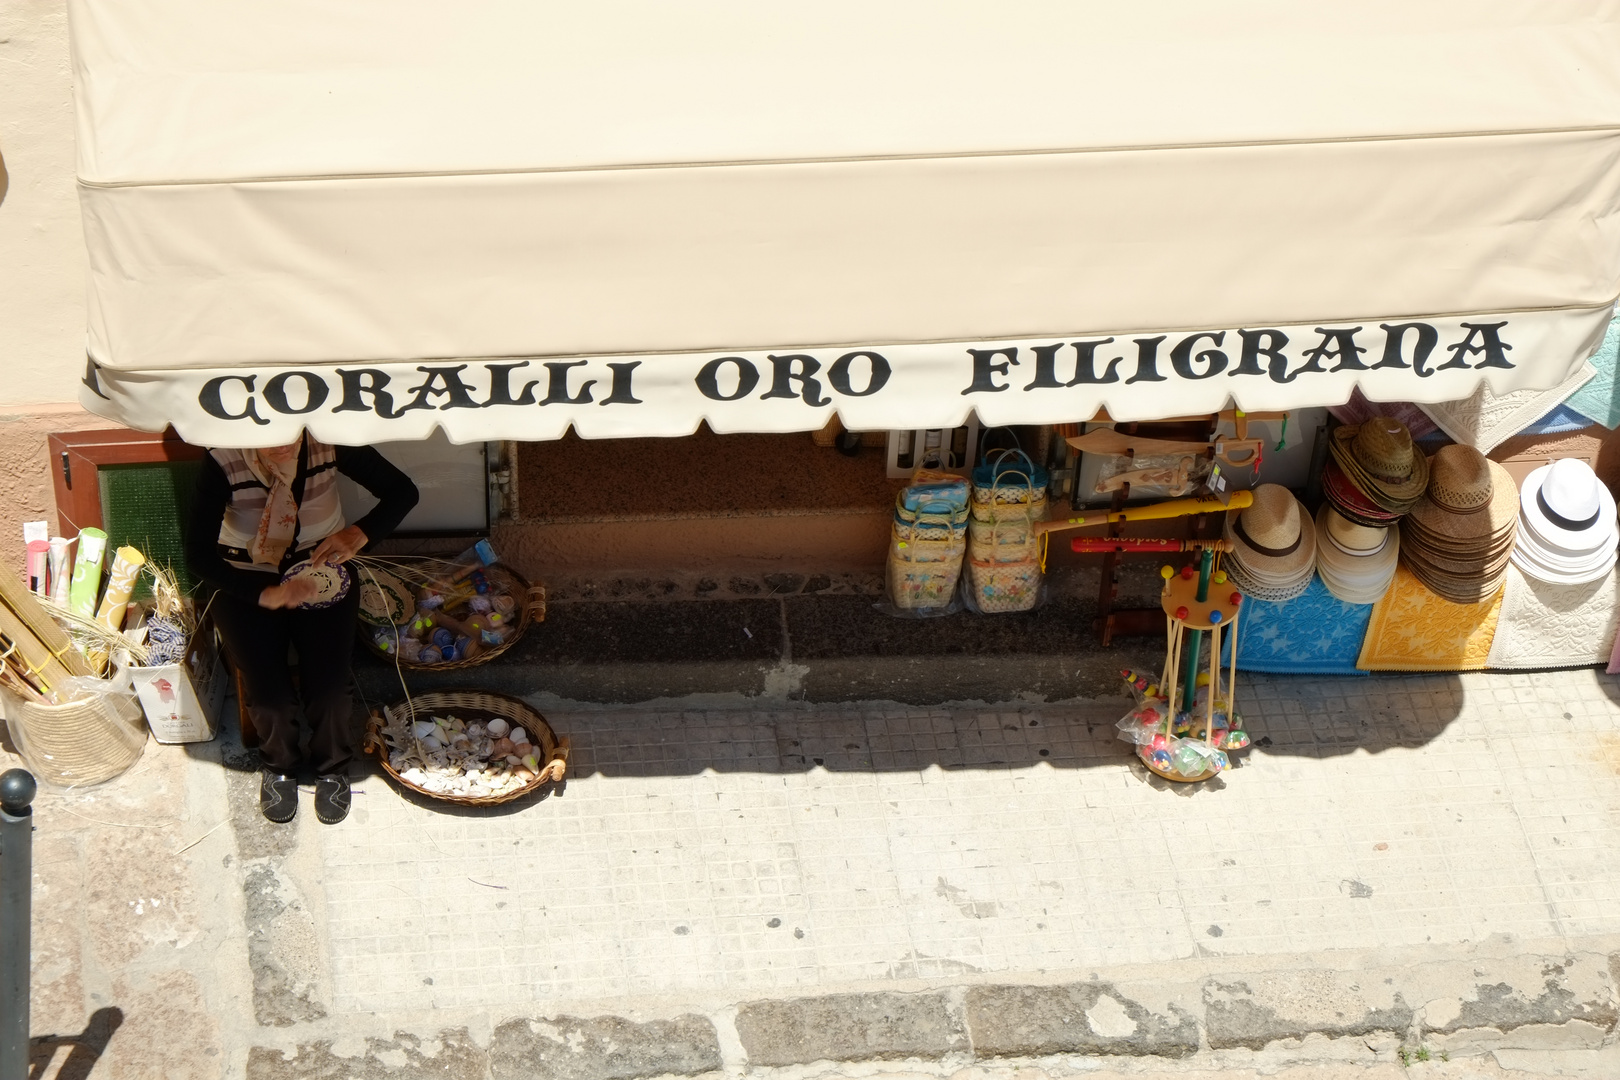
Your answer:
1065;430;1214;457
1227;599;1241;725
1036;491;1254;536
1204;621;1219;750
1070;538;1235;554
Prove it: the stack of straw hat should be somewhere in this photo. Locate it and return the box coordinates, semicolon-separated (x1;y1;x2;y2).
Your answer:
1223;484;1317;602
1324;416;1430;527
1398;445;1517;603
1314;506;1400;604
1510;458;1619;585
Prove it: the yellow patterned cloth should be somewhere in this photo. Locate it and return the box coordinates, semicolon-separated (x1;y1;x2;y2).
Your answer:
1356;564;1504;672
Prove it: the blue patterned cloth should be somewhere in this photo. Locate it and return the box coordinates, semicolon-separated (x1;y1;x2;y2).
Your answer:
1518;402;1596;436
1218;575;1373;676
1566;312;1620;430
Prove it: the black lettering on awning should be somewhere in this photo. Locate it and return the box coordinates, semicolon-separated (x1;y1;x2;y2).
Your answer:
1170;332;1228;380
829;352;891;397
263;371;331;415
483;362;540;407
696;357;760;401
600;362;644;405
762;354;831;407
1375;323;1439;375
199;374;269;425
1440;322;1514;371
962;347;1018;394
334;369;404;419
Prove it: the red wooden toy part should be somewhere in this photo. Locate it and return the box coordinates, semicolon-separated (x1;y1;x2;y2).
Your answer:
1230;592;1243;605
1179;565;1195;580
1174;606;1190;620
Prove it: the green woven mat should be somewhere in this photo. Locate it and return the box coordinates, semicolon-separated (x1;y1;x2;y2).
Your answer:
98;460;202;601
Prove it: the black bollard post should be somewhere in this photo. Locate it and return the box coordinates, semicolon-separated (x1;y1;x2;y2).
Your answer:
0;769;36;1080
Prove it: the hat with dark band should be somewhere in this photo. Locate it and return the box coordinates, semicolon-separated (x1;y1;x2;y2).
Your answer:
1224;483;1316;601
1511;459;1618;585
1328;416;1430;516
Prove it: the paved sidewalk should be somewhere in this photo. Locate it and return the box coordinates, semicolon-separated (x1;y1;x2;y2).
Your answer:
15;665;1620;1077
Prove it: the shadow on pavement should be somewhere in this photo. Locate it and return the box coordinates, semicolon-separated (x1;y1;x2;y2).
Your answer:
29;1006;123;1080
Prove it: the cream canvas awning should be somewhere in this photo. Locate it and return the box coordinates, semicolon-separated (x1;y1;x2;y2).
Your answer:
70;0;1620;446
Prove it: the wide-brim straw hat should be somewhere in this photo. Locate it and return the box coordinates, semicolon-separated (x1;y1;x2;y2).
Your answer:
1223;483;1316;588
1315;505;1399;598
1518;460;1619;557
1225;556;1314;603
1404;450;1518;548
1323;461;1406;529
1329;417;1430;511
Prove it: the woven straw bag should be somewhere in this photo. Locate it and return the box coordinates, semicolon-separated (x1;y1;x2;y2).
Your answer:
887;500;967;610
966;556;1043;613
971;451;1049;521
887;543;965;610
2;682;147;787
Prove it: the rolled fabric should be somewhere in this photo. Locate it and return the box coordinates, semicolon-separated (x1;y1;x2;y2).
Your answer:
68;527;108;617
26;541;49;596
48;537;73;606
96;546;146;631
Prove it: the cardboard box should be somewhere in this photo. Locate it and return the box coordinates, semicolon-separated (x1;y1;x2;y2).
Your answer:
130;626;226;744
1489;429;1607;491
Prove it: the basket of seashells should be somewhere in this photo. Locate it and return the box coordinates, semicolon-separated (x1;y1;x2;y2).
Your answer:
366;690;569;805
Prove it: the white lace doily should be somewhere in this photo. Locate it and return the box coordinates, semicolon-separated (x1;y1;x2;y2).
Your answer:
1420;361;1597;455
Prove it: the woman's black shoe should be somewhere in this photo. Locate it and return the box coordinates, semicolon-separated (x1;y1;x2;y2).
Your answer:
260;771;298;823
314;774;351;825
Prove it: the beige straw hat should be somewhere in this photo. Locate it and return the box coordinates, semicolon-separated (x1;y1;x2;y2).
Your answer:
1403;448;1518;546
1328;416;1430;512
1223;483;1316;590
1315;506;1399;604
1397;445;1516;602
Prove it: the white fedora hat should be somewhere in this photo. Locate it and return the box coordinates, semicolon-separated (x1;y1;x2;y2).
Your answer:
1519;459;1617;557
1511;520;1618;585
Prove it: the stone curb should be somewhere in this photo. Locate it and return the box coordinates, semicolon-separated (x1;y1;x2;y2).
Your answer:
246;952;1620;1078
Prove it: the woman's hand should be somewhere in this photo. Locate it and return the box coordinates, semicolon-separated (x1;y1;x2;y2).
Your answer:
311;525;369;567
259;578;320;610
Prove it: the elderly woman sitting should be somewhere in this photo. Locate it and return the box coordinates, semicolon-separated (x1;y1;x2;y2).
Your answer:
186;432;417;824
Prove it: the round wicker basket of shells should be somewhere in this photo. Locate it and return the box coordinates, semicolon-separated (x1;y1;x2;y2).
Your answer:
366;690;569;805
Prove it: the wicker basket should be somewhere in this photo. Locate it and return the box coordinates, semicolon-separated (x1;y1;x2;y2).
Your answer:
1;685;147;787
358;562;545;671
967;513;1041;563
966;556;1042;614
365;689;569;805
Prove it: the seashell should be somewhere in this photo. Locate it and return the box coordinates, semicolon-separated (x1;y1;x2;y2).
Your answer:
491;737;518;758
487;717;510;738
511;727;529;744
522;753;540;772
505;754;522;766
515;768;536;783
422;735;443;750
412;719;437;740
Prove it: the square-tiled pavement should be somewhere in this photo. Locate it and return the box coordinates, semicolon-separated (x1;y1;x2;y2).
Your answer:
324;670;1620;1011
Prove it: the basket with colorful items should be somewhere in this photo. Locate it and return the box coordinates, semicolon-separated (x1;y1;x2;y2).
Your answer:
366;689;568;805
354;541;546;670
